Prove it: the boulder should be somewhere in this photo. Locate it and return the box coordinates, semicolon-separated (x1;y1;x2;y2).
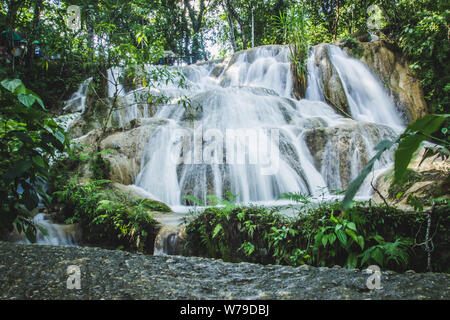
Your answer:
111;183;172;213
372;147;449;209
100;119;167;185
154;225;187;256
312;44;351;117
304;121;396;191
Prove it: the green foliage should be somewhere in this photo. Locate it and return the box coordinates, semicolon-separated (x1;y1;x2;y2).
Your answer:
394;114;449;184
342;139;396;210
278;192;312;205
359;237;412;267
54;178;160;253
342;114;449;210
185;194;449;272
313;211;365;268
0;78;69;242
396;5;449;113
89;150;112;180
341;36;364;58
137;198;172;213
273;6;309;98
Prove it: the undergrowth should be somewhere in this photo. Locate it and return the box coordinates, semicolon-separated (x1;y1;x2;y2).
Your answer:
53;177;163;254
185;194;449;273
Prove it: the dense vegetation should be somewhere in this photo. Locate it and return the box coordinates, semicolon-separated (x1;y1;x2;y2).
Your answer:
185;198;450;273
1;1;448;111
53;177;164;253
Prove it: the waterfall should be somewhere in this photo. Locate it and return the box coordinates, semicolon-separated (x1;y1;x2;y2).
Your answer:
119;44;403;206
64;77;92;114
54;44;409;255
305;47;324;101
12;214;80;246
326;45;405;131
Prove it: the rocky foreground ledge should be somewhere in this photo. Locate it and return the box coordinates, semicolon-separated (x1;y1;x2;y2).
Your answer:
0;242;448;300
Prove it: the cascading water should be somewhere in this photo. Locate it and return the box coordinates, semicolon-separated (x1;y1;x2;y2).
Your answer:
64;78;92;114
123;45;403;207
11;80;91;248
326;46;405;131
134;47;334;206
58;44;406;254
11;213;80;246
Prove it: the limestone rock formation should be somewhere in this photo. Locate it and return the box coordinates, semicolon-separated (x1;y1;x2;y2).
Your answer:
372;147;449;210
100;119;167;185
339;40;428;122
304;120;396;191
312;44;350;117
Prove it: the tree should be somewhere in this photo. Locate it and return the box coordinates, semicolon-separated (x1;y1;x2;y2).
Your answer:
0;78;70;242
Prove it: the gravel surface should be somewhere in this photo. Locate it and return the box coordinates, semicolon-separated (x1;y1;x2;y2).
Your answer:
0;242;449;300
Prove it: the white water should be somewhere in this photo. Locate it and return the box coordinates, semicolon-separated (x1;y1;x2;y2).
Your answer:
13;214;79;246
64;77;92;114
52;44;407;254
115;45;403;206
58;44;403;208
327;46;404;131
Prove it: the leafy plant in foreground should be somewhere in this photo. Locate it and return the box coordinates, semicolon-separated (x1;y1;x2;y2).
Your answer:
342;113;449;210
0;78;70;242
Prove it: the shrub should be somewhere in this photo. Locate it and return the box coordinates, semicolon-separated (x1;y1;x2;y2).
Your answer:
185;199;449;272
54;178;160;254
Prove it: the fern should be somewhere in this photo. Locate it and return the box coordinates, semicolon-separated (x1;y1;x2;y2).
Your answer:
279;192;312;205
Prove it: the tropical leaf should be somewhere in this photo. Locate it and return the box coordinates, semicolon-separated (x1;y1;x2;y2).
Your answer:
342;139;396;210
1;79;24;93
212;223;223;239
394;114;448;183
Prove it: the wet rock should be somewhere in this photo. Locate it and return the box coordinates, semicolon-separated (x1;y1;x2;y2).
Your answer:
312;44;350;117
99;119;166;185
0;242;448;300
304;121;396;190
371;147;450;209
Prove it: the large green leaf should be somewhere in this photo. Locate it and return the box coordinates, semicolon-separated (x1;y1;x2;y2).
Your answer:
2;79;45;109
2;160;33;182
24;225;37;244
342;139;396;210
23;188;39;211
336;229;347;246
212;223;223;239
32;155;46;168
394;114;449;183
18;93;37;108
1;79;24;93
24;88;45;109
322;234;328;247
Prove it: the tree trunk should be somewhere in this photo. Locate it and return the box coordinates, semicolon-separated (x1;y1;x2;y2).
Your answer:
6;0;25;31
334;0;340;40
184;0;207;62
223;2;237;52
25;0;42;66
225;0;247;50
